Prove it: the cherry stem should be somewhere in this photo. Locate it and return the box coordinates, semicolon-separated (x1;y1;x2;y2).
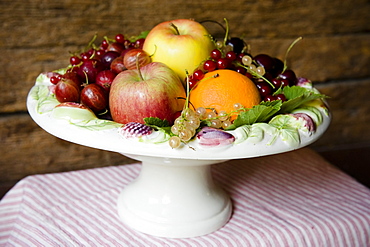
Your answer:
223;18;230;46
136;53;144;81
283;37;303;72
170;23;180;35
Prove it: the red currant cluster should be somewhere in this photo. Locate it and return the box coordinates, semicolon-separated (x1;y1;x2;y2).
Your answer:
48;34;149;117
188;37;299;102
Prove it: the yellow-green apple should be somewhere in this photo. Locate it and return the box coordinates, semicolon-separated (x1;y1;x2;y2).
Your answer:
143;19;215;84
109;62;186;124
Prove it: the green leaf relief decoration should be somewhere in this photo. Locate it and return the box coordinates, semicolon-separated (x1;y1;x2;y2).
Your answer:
30;85;59;114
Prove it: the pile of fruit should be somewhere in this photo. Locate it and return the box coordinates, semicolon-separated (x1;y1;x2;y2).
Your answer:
41;18;327;149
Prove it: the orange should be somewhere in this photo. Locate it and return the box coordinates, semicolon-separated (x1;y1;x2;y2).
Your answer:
189;69;261;120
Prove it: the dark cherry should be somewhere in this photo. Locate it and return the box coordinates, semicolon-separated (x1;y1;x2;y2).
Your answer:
254;54;274;72
271;78;282;89
226;37;245;54
101;51;120;69
256;81;273;97
77;59;104;83
278;69;297;85
235;66;246;74
270;58;284;77
280;79;290;87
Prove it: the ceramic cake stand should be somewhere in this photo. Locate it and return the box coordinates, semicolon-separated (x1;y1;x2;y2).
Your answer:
27;80;331;238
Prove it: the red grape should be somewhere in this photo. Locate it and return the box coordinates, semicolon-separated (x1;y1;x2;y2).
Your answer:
80;84;108;113
110;56;127;74
55;79;81;103
123;48;151;70
95;70;116;92
107;42;125;53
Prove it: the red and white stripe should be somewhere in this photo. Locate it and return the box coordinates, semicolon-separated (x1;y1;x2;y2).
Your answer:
1;148;369;246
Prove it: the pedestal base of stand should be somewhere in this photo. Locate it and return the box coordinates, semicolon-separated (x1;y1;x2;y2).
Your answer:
117;155;232;238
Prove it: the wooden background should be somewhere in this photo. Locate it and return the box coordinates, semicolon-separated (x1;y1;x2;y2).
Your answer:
1;0;369;189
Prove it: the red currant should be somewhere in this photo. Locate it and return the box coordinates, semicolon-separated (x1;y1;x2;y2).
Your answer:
50;76;61;85
225;51;237;61
192;69;204;80
101;39;109;50
264;95;277;101
188;77;198;89
275;94;287;101
69;56;81;66
217;58;230;69
115;34;125;44
210;49;222;60
203;60;217;71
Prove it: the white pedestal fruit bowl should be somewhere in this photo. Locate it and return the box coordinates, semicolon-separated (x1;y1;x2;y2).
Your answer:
27;71;331;238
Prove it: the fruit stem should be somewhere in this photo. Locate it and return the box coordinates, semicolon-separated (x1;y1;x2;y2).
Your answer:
223;18;230;46
283;37;303;73
184;70;190;109
170;23;180;35
136;53;144;81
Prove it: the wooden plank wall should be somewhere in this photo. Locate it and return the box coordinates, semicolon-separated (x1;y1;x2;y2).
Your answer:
1;0;369;187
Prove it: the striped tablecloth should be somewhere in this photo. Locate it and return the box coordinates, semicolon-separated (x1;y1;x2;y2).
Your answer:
1;148;369;246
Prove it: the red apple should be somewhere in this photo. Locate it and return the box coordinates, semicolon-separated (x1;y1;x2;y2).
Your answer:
143;19;216;84
109;62;186;124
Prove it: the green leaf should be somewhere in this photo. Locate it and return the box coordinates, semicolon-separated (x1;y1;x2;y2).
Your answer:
277;86;327;113
144;117;170;127
129;30;150;42
144;117;172;136
226;100;282;130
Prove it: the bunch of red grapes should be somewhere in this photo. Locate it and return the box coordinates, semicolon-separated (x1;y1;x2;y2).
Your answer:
49;34;150;118
188;37;298;102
